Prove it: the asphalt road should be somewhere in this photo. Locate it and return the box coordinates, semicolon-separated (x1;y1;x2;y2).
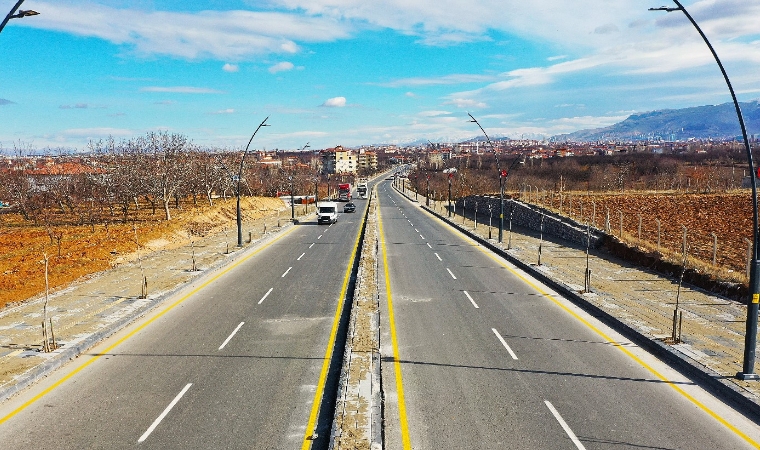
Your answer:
377;179;760;450
0;199;368;449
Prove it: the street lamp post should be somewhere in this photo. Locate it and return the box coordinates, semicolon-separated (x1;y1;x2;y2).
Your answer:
651;1;759;380
468;113;523;243
289;176;295;220
0;0;39;35
314;178;319;208
448;173;453;217
236;117;270;247
426;175;430;206
287;143;310;221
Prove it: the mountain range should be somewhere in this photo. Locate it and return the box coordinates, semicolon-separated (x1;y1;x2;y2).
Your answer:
551;100;760;142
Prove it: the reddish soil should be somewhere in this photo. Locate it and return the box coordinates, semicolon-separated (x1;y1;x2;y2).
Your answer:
546;191;750;280
0;197;284;309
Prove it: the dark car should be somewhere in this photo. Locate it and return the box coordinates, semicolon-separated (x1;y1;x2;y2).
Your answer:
343;202;356;213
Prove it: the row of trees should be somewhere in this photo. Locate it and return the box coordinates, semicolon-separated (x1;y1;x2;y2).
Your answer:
0;132;351;226
411;149;754;200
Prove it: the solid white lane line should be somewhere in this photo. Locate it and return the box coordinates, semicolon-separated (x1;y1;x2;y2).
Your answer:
446;268;457;279
492;328;518;360
297;252;306;261
282;267;292;278
138;383;193;443
427;243;432;249
219;322;244;350
309;243;315;249
545;401;586;450
464;291;479;309
258;287;274;305
435;253;442;261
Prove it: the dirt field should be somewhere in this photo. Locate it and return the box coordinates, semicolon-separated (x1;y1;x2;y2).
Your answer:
0;197;286;309
539;191;751;281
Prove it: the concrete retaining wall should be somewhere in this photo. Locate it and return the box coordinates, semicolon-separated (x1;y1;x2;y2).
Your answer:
455;195;605;248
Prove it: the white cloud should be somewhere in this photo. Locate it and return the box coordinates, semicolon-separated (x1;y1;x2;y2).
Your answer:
140;86;224;94
381;73;497;88
445;98;487;109
418;110;451;117
268;0;643;49
269;61;295;74
26;1;353;60
223;63;239;72
211;109;236;114
60;103;90;109
594;23;620;35
321;97;346;107
62;127;134;138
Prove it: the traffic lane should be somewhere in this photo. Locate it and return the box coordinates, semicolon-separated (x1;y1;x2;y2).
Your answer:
379;186;759;449
0;218;361;449
0;225;333;447
379;191;570;449
389;199;760;448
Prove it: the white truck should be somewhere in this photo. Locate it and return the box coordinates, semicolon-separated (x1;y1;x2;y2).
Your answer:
317;201;338;224
356;178;368;199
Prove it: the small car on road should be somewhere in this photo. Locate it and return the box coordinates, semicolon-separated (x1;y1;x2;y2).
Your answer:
343;202;356;213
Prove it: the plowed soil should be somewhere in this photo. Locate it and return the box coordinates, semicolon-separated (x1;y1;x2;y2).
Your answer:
0;197;285;309
552;191;750;279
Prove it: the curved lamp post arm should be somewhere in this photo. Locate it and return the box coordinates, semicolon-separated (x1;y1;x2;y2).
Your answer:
651;1;759;380
468;112;500;171
469;113;527;243
0;0;39;35
237;116;270;195
236;116;270;247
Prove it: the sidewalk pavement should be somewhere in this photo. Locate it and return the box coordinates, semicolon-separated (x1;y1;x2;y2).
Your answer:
416;196;760;419
0;202;310;402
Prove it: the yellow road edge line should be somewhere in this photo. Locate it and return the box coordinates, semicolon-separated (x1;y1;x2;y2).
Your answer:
301;210;366;449
378;194;412;450
0;224;298;426
469;232;760;449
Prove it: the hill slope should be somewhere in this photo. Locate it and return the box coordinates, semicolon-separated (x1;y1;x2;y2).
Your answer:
553;100;760;142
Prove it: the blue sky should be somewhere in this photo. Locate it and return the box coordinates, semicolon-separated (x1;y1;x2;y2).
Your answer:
1;0;759;152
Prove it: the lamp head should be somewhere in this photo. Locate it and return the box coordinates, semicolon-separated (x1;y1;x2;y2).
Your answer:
648;6;681;12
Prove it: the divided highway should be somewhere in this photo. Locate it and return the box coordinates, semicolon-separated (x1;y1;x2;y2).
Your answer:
3;175;760;450
377;179;760;450
0;201;368;449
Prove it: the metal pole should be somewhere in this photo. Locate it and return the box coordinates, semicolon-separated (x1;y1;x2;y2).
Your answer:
237;117;270;247
448;175;452;217
426;176;430;206
467;113;524;244
290;176;295;220
651;0;759;380
538;213;545;265
499;173;504;243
